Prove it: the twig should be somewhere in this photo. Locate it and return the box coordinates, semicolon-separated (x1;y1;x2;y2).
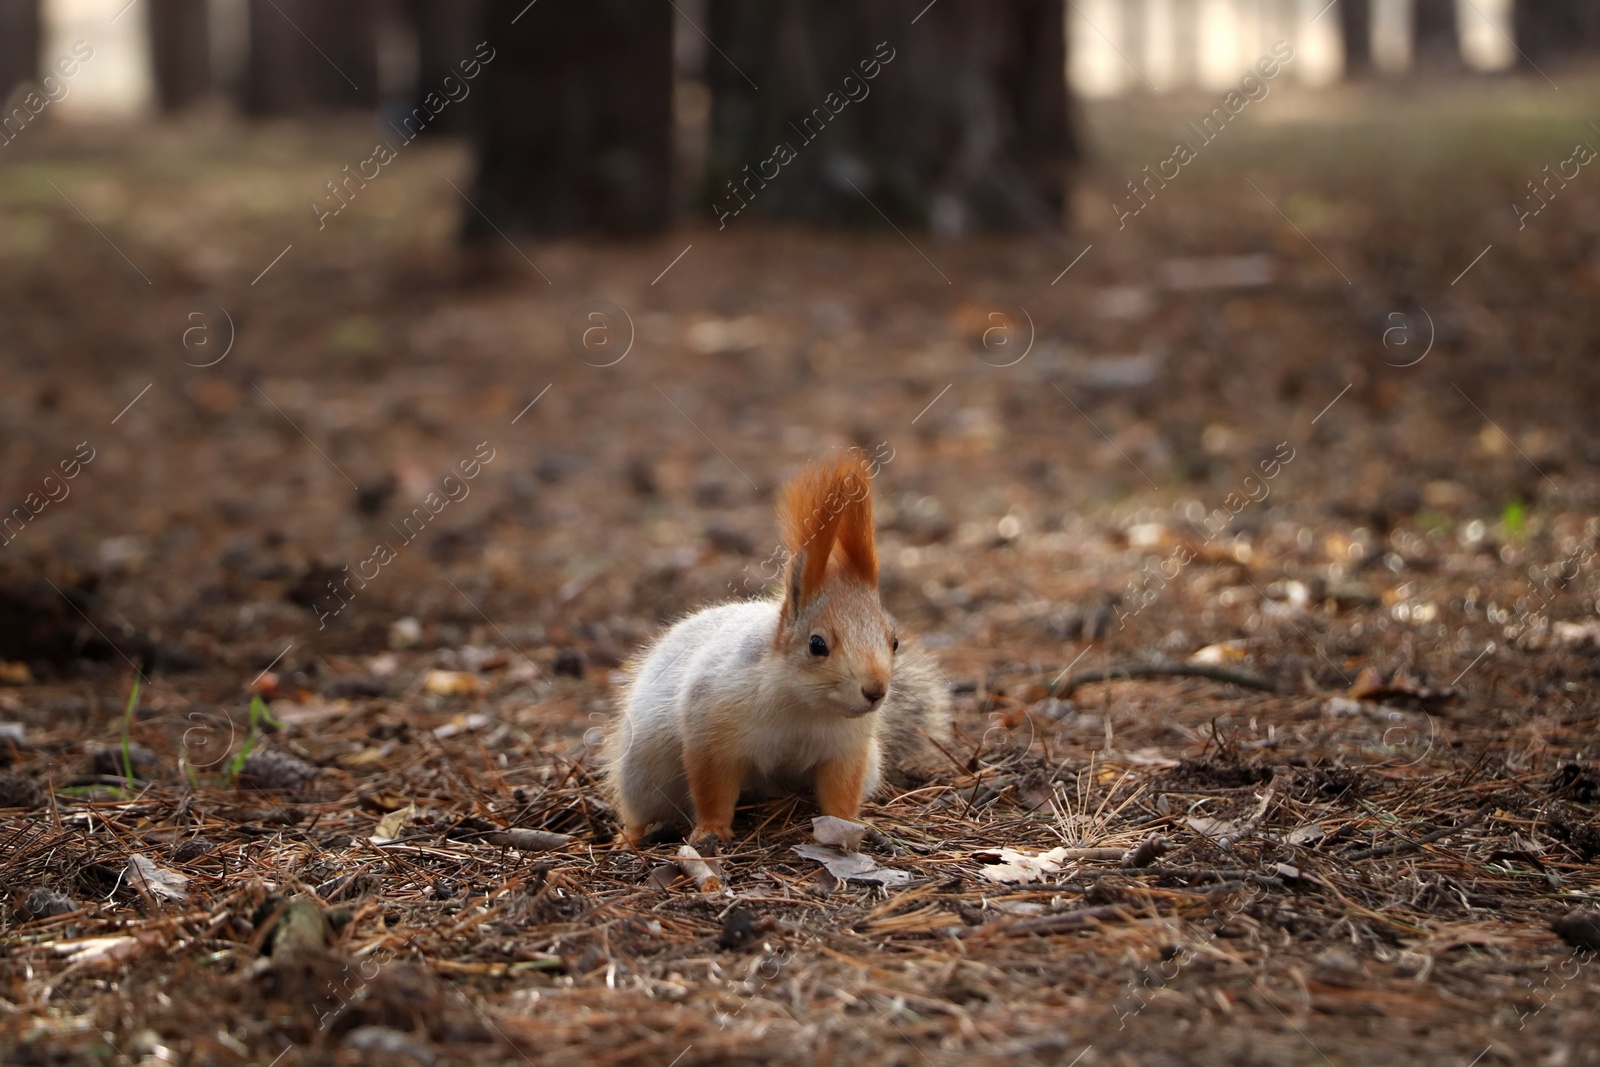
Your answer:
1126;866;1285;887
1342;802;1494;861
1121;834;1171;868
1047;662;1278;698
1217;774;1280;849
960;903;1134;938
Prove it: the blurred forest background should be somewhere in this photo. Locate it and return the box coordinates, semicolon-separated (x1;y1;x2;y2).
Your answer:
4;2;1600;1066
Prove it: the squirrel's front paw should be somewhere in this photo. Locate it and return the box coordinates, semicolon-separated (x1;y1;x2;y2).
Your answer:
690;823;733;848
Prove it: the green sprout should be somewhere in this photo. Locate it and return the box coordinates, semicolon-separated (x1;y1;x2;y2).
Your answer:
1501;500;1527;540
228;694;284;782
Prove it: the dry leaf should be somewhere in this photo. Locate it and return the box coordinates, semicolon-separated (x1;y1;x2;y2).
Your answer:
482;829;573;852
1119;748;1183;768
1185;816;1246;840
1161;253;1274;291
1189;641;1246;666
433;712;491;738
812;816;867;850
988;899;1047;916
269;700;347;725
53;935;141;966
0;660;34;686
1552;620;1600;648
1347;665;1386;699
423;670;484;697
126;854;188;903
371;803;416;843
792;843;911;886
973;846;1074;884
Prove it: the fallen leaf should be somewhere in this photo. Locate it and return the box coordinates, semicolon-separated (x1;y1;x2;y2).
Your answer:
1071;352;1161;389
341;746;390;769
988;899;1048;916
648;863;684;891
687;315;768;355
812;816;867;850
371;803;416;843
792;843;912;886
1118;748;1183;768
1161;253;1274;291
1189;641;1247;666
126;854;189;903
1552;620;1600;649
1185;816;1246;840
0;660;34;685
267;898;331;957
482;829;573;852
424;670;484;698
1348;665;1386;698
972;846;1075;884
268;700;347;725
433;712;491;738
53;935;140;966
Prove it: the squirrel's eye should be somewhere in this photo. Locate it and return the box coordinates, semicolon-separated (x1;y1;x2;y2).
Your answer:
892;636;899;653
809;634;829;657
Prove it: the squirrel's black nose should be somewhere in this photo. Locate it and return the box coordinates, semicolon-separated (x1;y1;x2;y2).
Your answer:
861;685;886;705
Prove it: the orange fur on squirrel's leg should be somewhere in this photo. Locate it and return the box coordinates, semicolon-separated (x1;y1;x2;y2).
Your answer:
685;744;744;842
813;749;871;822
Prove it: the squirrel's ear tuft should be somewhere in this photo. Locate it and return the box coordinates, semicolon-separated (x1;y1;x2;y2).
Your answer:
833;466;878;587
779;451;878;605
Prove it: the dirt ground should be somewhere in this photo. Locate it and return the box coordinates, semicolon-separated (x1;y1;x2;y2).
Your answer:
2;69;1600;1066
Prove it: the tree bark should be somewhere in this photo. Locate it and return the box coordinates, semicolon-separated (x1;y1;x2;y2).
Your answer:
148;0;212;112
705;0;1076;236
401;0;485;134
0;0;40;105
1338;0;1372;77
243;0;379;115
1513;0;1600;65
1410;0;1460;70
465;0;674;239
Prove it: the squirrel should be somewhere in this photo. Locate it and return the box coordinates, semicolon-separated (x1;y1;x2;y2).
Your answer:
606;450;951;845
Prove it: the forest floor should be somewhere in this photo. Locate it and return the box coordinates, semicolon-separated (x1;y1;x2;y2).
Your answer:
2;70;1600;1066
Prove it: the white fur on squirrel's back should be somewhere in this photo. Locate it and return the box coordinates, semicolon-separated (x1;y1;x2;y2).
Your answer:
606;598;950;835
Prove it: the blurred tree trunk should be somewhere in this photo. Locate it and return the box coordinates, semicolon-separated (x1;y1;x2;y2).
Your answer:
466;0;674;239
0;0;40;104
1170;0;1198;87
1411;0;1460;69
1513;0;1600;64
1338;0;1371;77
1122;0;1145;94
705;0;1076;235
148;0;212;112
244;0;379;115
401;0;485;134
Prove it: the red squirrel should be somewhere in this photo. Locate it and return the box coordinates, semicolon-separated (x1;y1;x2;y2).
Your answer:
606;451;951;844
